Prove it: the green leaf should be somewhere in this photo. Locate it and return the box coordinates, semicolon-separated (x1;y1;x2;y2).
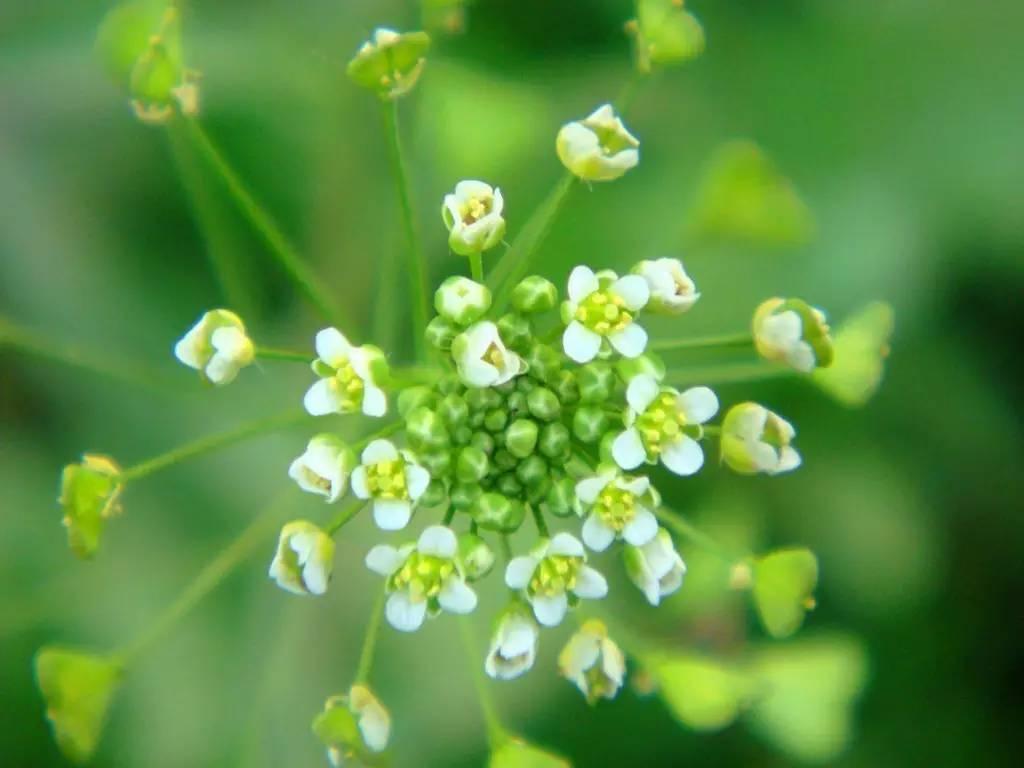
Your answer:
686;140;814;247
812;302;895;407
746;634;869;763
752;548;819;639
490;737;571;768
646;653;752;731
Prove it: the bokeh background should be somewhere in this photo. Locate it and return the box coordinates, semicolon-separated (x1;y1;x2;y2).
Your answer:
2;0;1022;765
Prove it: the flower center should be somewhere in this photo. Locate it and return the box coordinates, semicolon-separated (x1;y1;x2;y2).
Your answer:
483;341;505;368
595;485;637;532
365;459;408;500
583;661;616;700
529;555;581;597
300;466;333;493
575;290;632;336
462;195;491;224
762;414;788;449
391;553;455;602
636;392;698;456
330;361;365;410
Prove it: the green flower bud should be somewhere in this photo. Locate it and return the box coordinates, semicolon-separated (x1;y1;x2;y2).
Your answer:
506;419;539;459
347;28;430;100
578;362;616;404
629;0;706;74
421;479;448;507
470;430;495;456
437;373;465;395
493;449;517;472
435;275;491;326
471;492;525;533
526;474;553;505
456;445;490;483
552;370;581;406
515;455;548;488
538;423;571;460
527;387;561;422
418;448;453;478
439;393;470;428
466;386;502;413
129;38;181;123
753;297;834;373
497;312;533;352
573;406;610;444
506;390;528;414
496;473;524;497
512;275;559;314
516;376;537;393
397;386;435;418
452;425;473;445
484;408;509;433
405;406;450;451
525;343;562;383
450;482;482;511
458;532;496;581
59;454;124;560
543;476;577;518
425;315;459;350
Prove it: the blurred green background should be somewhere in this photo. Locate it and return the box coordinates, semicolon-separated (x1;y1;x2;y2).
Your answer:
2;0;1022;765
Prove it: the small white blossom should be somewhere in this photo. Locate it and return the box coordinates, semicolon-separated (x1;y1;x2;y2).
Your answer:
315;685;391;766
434;276;492;326
365;525;478;632
721;402;801;475
575;467;660;552
173;309;254;385
752;297;833;373
624;527;686;605
268;520;335;596
485;602;540;681
442;180;506;257
304;327;388;418
350;440;430;531
451;321;525;388
612;374;718;476
287;434;356;503
504;533;608;627
633;258;700;314
561;265;650;364
558;620;626;703
556;104;639;182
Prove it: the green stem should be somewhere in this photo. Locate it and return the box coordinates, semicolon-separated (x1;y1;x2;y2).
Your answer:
325;499;365;536
664;361;794;388
487;172;576;311
469;251;484;283
458;618;508;748
118;410;311;482
654;507;737;564
650;332;754;354
380;99;429;361
703;425;721;436
530;504;550;538
255;346;311;363
355;587;387;685
184;120;348;326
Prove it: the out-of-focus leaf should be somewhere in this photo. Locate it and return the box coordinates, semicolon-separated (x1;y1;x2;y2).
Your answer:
812;302;894;407
752;548;819;639
633;0;705;71
646;653;753;731
490;737;571;768
686;140;813;247
94;1;174;91
422;0;470;35
746;634;869;763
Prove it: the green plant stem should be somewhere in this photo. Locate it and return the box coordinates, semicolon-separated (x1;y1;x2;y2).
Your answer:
458;618;508;748
325;500;365;536
654;508;737;564
530;504;550;538
354;587;387;685
703;425;721;436
469;250;484;282
380;99;429;361
184;119;347;326
650;332;754;354
487;172;576;311
255;346;311;363
118;410;311;482
664;361;794;388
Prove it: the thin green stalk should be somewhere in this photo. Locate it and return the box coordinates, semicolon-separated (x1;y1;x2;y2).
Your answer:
354;587;387;685
325;499;365;536
654;507;737;564
458;618;508;748
254;346;311;363
487;172;576;311
184;120;347;326
380;100;429;361
118;410;311;482
469;251;484;283
665;361;794;388
650;332;754;354
530;504;550;538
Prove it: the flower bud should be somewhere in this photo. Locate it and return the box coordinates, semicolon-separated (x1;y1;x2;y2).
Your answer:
538;422;571;460
417;448;453;478
174;309;254;386
397;385;435;418
453;322;525;388
506;418;539;459
287;434;356;503
483;408;508;433
421;479;448;508
752;297;834;373
435;276;492;326
515;455;548;489
506;390;528;415
471;492;525;532
577;362;616;404
405;408;450;455
451;482;482;511
721;402;801;475
425;315;459;350
557;104;639;182
58;454;124;559
632;258;700;314
551;370;581;406
437;372;465;396
630;0;706;73
458;532;496;580
485;602;540;680
573;406;609;444
470;430;495;456
466;386;502;413
616;352;666;384
268;521;335;596
438;392;470;429
452;425;473;446
313;686;391;765
543;476;577;518
558;620;626;703
456;445;490;484
512;276;558;314
497;312;533;352
347;28;430;100
524;343;561;383
526;387;561;422
493;448;517;472
624;527;686;605
442;180;506;256
496;472;523;498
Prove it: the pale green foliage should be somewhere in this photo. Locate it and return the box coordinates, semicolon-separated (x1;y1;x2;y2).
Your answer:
813;302;895;407
645;653;752;731
490;738;571;768
752;548;819;638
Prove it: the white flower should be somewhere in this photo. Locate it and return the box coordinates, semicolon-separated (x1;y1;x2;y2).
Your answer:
315;686;391;766
611;374;718;476
347;685;390;753
287;434;356;503
304;327;389;418
752;297;834;373
558;619;626;703
442;180;506;256
173;309;254;385
504;533;608;627
485;602;539;681
350;440;431;531
365;525;478;632
633;258;700;314
268;520;335;596
624;527;686;605
451;321;525;388
721;402;801;475
434;276;492;326
556;104;639;182
561;265;650;364
347;27;429;99
575;467;660;552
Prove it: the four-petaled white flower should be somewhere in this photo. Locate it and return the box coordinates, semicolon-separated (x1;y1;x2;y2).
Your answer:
721;402;801;475
268;520;335;596
350;439;430;531
558;619;626;704
287;434;356;503
612;374;718;476
485;602;540;681
633;258;700;315
561;265;650;364
174;309;255;386
365;525;478;632
624;527;686;606
505;533;608;627
556;104;640;182
752;297;833;373
442;180;506;257
575;467;660;552
451;321;525;388
304;327;389;418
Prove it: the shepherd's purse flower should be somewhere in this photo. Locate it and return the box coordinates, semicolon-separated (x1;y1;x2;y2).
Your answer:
561;265;650;364
304;327;389;418
174;309;254;386
557;104;640;182
505;533;608;626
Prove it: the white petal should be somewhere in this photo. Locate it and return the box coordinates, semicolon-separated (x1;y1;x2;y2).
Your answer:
612;428;646;470
365;545;403;576
438;578;477;614
532;592;569;627
573;566;609;599
454;179;493;201
417;525;458;558
373;499;412;531
567;265;600;303
608;323;648;358
610;275;650;311
660;435;704;476
315;327;351;367
361;385;387;418
563;321;602;364
302;559;330;596
405;464;431;501
776;446;802;473
385;592;427;632
204;354;238;385
626;374;659;413
623;507;658;546
362;439;399;464
304;378;340;416
173;328;204;369
505;556;537;589
582;514;615;552
350;466;369;499
575;474;612;506
548;532;585;557
678;386;719;424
